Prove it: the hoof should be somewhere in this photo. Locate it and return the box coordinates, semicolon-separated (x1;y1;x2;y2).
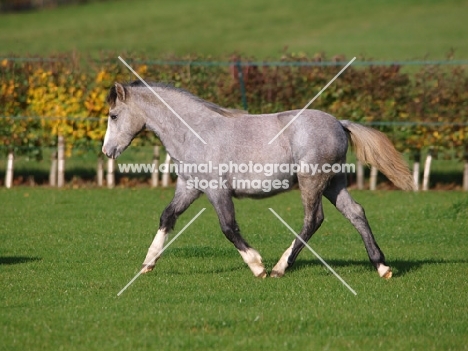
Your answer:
140;264;154;274
382;269;392;280
378;264;392;279
270;270;284;278
256;270;267;279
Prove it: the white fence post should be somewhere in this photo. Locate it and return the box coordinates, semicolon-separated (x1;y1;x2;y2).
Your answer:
422;148;433;191
107;158;115;188
5;151;14;189
151;145;160;188
369;165;378;191
97;155;104;187
356;160;364;190
49;151;57;186
57;135;65;188
161;153;171;187
413;151;420;191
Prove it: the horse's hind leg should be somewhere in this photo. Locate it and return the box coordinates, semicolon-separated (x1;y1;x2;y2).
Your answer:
271;175;325;277
323;174;392;279
141;179;201;273
206;190;267;278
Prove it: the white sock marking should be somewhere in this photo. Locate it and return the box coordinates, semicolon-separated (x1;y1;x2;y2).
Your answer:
272;240;295;275
269;208;357;295
238;248;266;277
378;264;391;277
117;208;206;296
143;228;167;265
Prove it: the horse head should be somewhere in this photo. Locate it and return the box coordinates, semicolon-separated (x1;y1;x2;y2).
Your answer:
102;82;146;159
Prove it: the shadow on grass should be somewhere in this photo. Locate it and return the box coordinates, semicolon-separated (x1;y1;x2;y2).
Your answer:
290;258;468;278
134;247;468;277
166;246;236;259
181;265;246;275
0;256;41;265
162;246;244;275
147;257;468;277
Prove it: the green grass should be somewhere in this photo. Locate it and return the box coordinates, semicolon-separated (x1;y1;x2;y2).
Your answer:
1;189;467;350
0;0;467;59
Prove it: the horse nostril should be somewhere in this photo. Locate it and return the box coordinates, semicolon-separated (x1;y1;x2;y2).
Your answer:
102;146;107;154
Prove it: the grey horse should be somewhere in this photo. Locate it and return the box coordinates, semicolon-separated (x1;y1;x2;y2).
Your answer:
102;81;414;279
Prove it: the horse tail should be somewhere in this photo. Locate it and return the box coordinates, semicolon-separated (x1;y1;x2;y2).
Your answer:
340;120;415;191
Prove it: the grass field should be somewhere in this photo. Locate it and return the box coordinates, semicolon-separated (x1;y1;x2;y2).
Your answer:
1;188;467;350
1;0;467;59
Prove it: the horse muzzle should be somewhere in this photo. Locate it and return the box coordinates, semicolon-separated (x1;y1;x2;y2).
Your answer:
102;145;120;159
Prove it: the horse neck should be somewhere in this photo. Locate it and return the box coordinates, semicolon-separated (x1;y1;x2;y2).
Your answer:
136;87;213;161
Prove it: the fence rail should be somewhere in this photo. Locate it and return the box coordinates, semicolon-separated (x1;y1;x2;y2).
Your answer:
2;57;468;67
3;115;468;125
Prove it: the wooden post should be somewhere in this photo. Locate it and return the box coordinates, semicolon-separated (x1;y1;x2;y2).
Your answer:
161;153;171;187
97;155;104;187
49;151;57;186
369;165;378;191
235;61;248;111
151;145;160;188
57;135;65;188
422;148;433;191
413;151;421;191
356;160;364;190
107;158;115;189
5;151;14;189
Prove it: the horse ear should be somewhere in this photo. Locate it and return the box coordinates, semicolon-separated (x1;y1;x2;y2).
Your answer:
115;83;126;101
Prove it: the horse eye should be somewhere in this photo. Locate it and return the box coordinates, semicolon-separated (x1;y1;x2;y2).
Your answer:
110;114;117;120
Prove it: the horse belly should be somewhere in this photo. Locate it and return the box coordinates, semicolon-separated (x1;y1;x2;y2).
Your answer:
230;173;298;199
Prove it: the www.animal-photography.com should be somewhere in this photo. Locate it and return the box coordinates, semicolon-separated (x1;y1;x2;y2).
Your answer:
1;1;467;350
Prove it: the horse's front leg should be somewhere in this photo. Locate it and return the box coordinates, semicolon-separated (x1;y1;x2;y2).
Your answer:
206;190;267;278
141;180;201;273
